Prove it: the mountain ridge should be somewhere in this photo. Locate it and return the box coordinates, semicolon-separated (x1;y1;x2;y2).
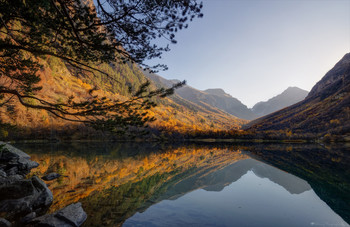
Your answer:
144;72;257;120
248;52;350;137
252;86;308;118
0;57;245;140
145;71;309;121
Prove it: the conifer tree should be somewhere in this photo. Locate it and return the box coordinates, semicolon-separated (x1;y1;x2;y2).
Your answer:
0;0;203;133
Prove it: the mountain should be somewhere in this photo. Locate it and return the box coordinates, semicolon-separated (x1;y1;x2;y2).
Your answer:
0;55;245;140
145;72;257;120
145;72;310;121
159;158;311;198
248;53;350;137
176;87;257;120
252;87;308;118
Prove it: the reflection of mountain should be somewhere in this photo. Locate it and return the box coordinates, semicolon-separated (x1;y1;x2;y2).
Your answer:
154;158;311;203
20;142;349;226
251;160;311;194
20;142;249;225
245;143;350;224
154;159;254;202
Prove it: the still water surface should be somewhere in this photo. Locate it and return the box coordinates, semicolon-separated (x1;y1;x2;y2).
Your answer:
14;142;350;227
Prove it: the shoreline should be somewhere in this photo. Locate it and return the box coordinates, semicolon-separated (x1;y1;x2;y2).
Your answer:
0;142;87;226
3;138;350;145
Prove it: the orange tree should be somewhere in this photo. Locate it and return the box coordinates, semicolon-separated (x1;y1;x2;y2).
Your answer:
0;0;203;133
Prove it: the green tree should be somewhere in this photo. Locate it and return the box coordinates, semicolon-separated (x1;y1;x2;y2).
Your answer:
0;0;203;133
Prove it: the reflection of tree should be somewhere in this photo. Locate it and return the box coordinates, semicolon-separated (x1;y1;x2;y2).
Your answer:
24;143;350;225
27;143;248;215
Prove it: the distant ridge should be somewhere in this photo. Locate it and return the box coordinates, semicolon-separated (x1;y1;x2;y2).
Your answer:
145;71;311;121
252;87;308;118
176;86;257;120
144;72;256;120
204;88;231;97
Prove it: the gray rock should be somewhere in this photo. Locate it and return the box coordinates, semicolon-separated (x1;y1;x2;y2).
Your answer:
6;167;18;176
20;211;36;224
0;218;11;227
0;175;24;184
31;176;53;209
42;173;61;181
31;213;68;227
55;203;87;227
0;142;30;160
31;203;87;227
0;142;38;177
17;157;39;170
0;169;6;178
0;176;53;218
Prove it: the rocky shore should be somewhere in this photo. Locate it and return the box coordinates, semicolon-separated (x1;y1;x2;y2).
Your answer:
0;142;87;226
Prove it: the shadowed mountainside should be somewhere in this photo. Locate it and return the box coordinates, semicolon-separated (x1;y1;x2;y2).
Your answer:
248;53;350;137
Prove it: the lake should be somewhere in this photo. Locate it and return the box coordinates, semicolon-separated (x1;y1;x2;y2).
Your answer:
14;142;350;227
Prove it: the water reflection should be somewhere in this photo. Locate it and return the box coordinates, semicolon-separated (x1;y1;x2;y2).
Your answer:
14;142;349;226
125;159;345;227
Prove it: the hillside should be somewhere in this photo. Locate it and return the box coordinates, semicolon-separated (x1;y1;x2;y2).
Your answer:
144;72;257;120
248;53;350;138
252;87;308;118
145;72;309;121
0;57;245;140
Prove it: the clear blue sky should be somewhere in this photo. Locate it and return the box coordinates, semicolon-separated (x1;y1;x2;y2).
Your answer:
146;0;350;107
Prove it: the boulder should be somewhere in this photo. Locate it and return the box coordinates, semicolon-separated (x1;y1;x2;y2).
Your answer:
42;173;61;181
20;212;36;224
0;169;6;178
31;176;54;209
0;142;30;160
0;175;23;185
0;176;53;219
31;203;87;227
0;218;11;227
0;142;38;177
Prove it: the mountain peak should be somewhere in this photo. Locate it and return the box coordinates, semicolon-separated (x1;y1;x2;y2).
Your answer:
286;86;302;91
251;87;308;118
308;52;350;98
283;86;308;94
204;88;230;97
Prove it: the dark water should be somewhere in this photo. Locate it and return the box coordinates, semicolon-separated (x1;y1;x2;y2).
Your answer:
14;142;350;227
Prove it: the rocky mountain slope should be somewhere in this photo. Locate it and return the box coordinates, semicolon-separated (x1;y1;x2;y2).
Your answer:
252;87;308;118
248;53;350;137
177;87;257;120
144;72;257;120
145;72;310;121
0;57;244;140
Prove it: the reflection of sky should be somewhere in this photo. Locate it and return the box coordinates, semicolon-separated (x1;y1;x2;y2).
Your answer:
124;165;349;227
